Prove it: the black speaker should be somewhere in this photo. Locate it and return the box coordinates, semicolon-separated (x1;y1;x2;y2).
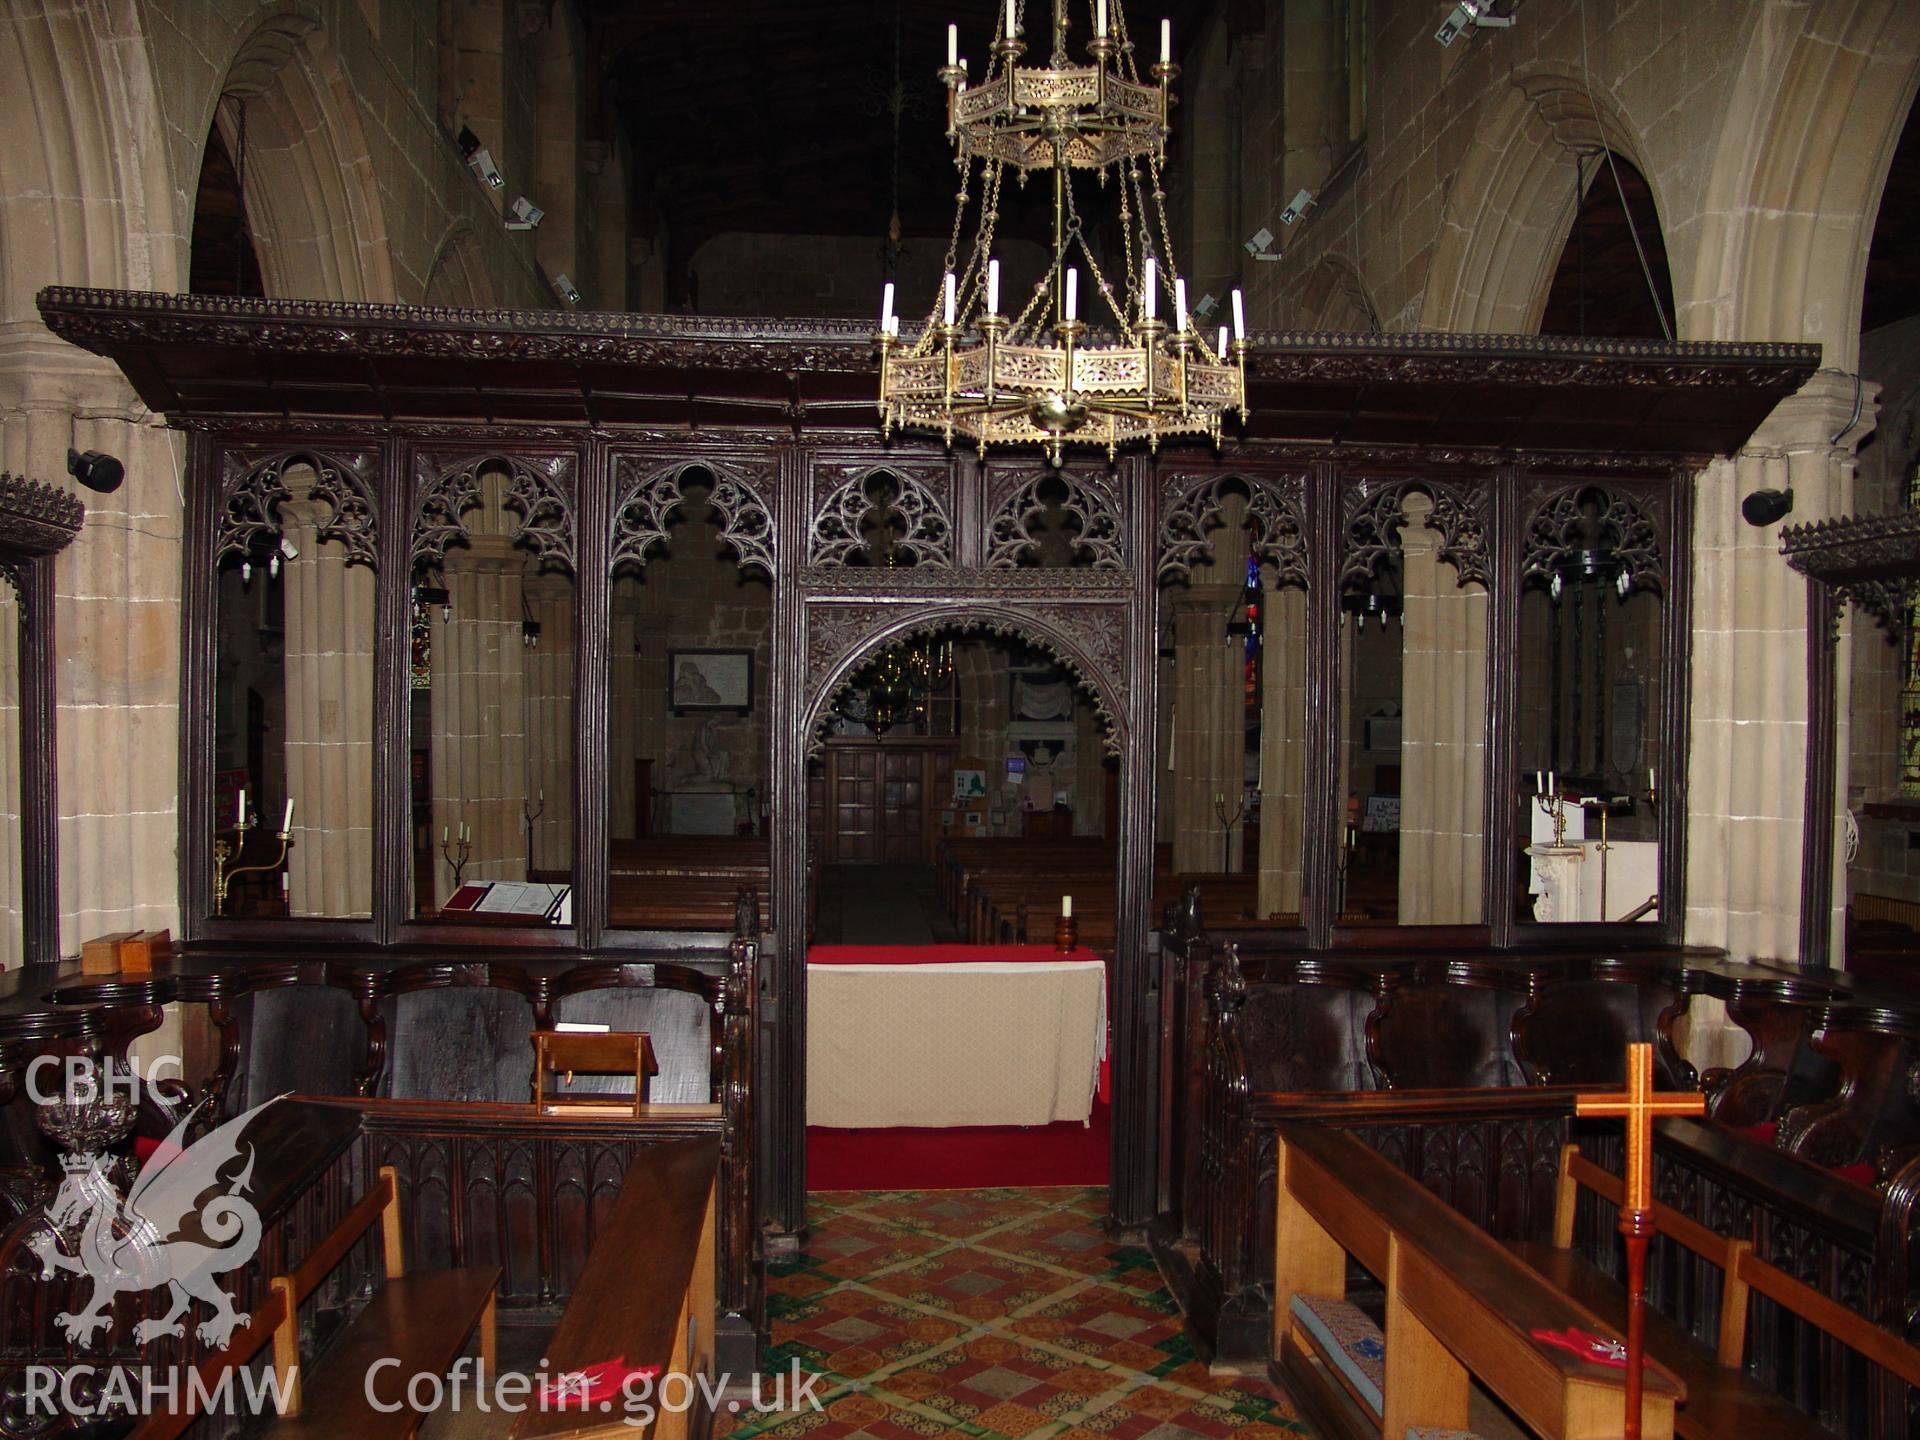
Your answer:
1741;488;1793;526
66;448;124;494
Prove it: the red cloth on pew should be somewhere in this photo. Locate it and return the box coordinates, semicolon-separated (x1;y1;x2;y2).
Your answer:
1734;1122;1877;1188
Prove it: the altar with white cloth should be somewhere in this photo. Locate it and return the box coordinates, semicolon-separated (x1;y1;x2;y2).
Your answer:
806;945;1108;1129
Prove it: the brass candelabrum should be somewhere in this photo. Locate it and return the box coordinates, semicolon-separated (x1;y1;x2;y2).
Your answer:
1533;788;1569;849
212;813;292;915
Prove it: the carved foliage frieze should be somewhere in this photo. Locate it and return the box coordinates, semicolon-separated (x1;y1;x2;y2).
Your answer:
1157;472;1308;587
1339;477;1490;590
809;465;952;568
217;450;380;570
610;458;776;580
411;452;577;571
985;469;1125;570
1782;508;1920;647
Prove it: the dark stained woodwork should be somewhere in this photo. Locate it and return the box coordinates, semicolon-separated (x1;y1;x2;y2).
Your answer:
26;287;1821;1239
2;1098;362;1435
511;1135;719;1439
0;474;85;968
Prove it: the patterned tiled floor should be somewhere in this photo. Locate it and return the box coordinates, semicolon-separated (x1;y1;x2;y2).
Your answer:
719;1187;1311;1440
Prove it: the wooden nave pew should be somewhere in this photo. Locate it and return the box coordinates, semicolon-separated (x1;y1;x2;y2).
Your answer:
1272;1121;1681;1440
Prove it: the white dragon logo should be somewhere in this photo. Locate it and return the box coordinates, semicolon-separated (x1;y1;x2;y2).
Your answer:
28;1098;280;1348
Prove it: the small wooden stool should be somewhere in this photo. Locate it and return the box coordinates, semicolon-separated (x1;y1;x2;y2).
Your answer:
531;1030;658;1118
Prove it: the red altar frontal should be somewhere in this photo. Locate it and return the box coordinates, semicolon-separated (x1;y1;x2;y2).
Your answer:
806;945;1109;1129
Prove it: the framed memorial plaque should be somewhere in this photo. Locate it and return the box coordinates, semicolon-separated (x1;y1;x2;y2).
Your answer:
669;648;754;714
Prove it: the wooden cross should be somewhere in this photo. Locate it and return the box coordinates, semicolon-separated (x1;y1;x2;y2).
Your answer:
1574;1042;1706;1440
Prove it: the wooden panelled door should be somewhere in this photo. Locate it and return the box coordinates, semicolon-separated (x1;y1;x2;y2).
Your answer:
817;739;956;863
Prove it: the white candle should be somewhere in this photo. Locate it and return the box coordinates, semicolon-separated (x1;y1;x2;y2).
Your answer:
986;257;1000;314
1160;17;1171;63
1062;894;1073;918
1218;324;1229;358
880;280;895;333
1007;0;1017;38
1231;287;1246;340
236;788;246;826
943;271;956;326
1649;767;1657;791
1065;267;1078;321
1175;276;1188;332
1143;256;1157;319
442;825;449;844
948;22;958;66
1547;772;1556;795
1535;771;1543;792
282;797;294;833
1096;0;1107;38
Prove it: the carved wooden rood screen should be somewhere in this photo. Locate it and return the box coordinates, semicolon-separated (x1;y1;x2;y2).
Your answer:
16;290;1814;1278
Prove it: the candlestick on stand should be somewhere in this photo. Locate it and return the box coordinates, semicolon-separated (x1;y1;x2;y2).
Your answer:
524;793;545;877
441;824;473;894
1054;894;1079;953
1576;793;1631;921
212;800;294;915
1213;790;1247;873
1576;1044;1705;1440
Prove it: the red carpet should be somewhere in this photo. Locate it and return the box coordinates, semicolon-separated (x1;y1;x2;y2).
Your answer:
807;1097;1111;1190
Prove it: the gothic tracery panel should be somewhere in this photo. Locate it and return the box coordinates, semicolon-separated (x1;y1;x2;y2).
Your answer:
1520;482;1663;596
1338;477;1490;589
609;459;776;579
1157;472;1308;586
984;469;1125;570
410;451;578;570
809;465;952;568
217;449;380;569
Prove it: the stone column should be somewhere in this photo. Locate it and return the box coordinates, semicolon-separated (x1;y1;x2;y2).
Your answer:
1397;498;1488;924
1690;374;1868;964
280;496;375;917
1170;588;1248;873
522;572;574;873
431;540;529;899
1257;584;1307;917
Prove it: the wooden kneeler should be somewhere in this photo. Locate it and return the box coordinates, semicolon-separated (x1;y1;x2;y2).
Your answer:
533;1030;658;1119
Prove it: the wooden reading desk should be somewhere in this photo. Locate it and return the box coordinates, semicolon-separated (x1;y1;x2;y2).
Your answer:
1272;1122;1684;1440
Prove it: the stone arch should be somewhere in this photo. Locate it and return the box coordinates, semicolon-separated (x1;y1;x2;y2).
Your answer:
1296;254;1380;333
423;224;496;310
1689;0;1920;367
0;1;179;315
210;14;396;303
804;606;1129;757
1420;65;1664;334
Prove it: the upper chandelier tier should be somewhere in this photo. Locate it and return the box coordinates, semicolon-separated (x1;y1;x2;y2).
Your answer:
877;0;1246;465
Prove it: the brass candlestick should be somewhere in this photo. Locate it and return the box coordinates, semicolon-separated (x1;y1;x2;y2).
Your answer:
1533;789;1568;848
212;813;292;915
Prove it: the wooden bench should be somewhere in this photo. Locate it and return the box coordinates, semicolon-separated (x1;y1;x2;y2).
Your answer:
511;1134;720;1440
1511;1141;1920;1439
267;1165;500;1437
128;1286;292;1439
1272;1121;1683;1440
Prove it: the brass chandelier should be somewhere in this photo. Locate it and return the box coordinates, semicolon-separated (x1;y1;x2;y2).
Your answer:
877;0;1247;465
